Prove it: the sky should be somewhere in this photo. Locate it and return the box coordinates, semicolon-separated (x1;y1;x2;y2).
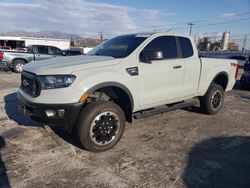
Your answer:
0;0;249;40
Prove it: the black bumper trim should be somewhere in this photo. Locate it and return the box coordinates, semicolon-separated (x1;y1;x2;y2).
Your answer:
17;92;83;129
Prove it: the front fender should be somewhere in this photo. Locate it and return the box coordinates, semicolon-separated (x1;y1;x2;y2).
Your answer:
72;69;139;111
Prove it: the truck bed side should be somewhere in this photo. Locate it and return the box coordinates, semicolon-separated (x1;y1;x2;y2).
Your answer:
2;51;35;67
197;57;238;96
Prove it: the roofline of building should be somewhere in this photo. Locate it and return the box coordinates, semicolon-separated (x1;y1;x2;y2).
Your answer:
0;36;70;42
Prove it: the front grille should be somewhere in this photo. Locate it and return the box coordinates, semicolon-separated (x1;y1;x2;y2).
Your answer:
21;71;40;97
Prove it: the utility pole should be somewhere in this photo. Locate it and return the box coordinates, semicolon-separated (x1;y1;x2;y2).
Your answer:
188;23;195;36
99;31;103;42
241;35;247;55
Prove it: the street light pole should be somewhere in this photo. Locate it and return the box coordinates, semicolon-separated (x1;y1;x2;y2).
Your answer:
188;23;195;36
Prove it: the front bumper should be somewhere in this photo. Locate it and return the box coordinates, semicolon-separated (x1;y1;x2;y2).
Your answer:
17;91;83;129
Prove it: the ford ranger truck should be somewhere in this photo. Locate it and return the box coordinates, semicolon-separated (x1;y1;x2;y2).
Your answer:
17;33;238;152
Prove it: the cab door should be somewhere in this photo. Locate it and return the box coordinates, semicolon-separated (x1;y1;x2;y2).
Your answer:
34;46;54;61
138;36;184;107
49;46;64;57
177;37;201;98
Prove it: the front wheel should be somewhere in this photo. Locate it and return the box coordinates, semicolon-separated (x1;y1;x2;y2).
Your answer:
199;84;224;115
13;60;25;73
76;101;125;152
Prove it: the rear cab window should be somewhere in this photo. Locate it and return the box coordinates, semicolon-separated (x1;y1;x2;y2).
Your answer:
178;37;194;58
37;46;49;55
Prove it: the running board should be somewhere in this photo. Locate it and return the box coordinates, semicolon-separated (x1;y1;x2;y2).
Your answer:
133;100;198;119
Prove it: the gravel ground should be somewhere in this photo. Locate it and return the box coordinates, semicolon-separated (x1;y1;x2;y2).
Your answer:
0;69;250;188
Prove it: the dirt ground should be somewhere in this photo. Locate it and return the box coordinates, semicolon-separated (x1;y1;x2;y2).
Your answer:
0;69;250;188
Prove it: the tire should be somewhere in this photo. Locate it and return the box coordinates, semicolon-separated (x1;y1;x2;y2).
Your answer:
13;60;25;73
76;100;125;152
199;84;224;115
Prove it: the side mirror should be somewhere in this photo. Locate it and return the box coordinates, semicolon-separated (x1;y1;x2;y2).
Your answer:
140;49;164;62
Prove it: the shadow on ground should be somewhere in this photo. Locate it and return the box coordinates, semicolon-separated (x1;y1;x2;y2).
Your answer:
4;92;81;148
182;105;204;114
183;136;250;188
50;126;82;148
0;65;10;72
241;96;250;100
4;92;43;126
233;80;247;91
0;136;10;188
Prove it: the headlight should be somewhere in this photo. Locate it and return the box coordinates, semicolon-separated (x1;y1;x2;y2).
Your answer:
38;75;76;89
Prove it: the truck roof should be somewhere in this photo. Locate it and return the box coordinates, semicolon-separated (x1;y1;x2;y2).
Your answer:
118;32;192;39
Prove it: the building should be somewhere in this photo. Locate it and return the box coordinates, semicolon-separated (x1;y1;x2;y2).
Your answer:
0;36;70;50
228;42;239;51
221;31;230;51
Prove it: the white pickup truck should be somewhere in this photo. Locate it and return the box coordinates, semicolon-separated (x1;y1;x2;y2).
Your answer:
17;33;239;152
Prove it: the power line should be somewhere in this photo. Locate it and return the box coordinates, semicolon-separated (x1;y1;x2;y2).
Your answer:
195;17;250;28
167;17;250;32
94;12;250;39
132;12;250;33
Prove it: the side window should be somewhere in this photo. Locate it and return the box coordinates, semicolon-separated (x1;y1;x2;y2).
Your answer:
37;46;48;54
179;37;194;58
143;36;177;59
27;46;34;53
49;47;63;55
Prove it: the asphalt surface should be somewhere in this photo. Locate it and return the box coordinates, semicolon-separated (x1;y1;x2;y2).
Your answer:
0;69;250;188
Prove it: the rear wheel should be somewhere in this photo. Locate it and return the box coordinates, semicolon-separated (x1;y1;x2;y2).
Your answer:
76;101;125;152
13;60;25;73
199;84;224;115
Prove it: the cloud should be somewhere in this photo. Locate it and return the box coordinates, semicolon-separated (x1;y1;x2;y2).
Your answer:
218;13;237;19
0;0;168;37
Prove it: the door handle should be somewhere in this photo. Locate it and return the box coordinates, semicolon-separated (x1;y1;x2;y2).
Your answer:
173;65;182;69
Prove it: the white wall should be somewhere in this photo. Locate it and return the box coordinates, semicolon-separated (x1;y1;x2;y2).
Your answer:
25;38;70;50
0;36;71;50
83;47;93;53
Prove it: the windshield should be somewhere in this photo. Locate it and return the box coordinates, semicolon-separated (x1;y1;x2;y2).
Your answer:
87;34;148;58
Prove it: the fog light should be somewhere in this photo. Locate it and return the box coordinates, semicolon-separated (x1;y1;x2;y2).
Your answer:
57;109;65;117
46;110;56;117
45;109;65;118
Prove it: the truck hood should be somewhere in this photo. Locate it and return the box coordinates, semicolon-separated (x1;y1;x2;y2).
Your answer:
23;55;121;75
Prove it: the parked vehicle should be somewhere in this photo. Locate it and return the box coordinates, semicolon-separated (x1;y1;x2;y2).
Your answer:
0;46;12;50
63;48;83;56
18;33;238;152
0;51;3;61
240;57;250;90
1;45;65;73
229;56;247;67
243;56;250;72
240;72;250;90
